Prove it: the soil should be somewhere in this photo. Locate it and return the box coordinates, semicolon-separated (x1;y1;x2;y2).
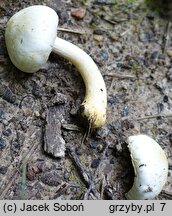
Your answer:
0;0;172;200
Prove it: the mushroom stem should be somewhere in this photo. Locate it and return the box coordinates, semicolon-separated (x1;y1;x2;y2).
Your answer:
53;37;107;128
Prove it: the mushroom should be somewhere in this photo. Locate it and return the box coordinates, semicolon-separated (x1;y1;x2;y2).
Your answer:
126;134;168;200
5;5;107;128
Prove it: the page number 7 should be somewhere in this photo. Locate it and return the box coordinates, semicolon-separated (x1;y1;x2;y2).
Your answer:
160;203;166;211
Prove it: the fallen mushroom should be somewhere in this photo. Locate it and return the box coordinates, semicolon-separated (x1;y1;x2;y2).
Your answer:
5;5;107;128
126;134;168;200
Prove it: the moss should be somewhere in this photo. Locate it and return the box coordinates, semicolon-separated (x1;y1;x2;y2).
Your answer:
131;60;139;74
145;0;172;19
111;0;118;4
78;0;89;6
69;170;81;185
133;80;141;92
111;0;137;14
151;124;158;140
126;0;137;5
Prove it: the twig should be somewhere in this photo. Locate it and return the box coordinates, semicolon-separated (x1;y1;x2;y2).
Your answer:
83;141;109;200
100;176;106;199
135;114;172;121
101;15;128;25
0;171;19;200
162;21;172;53
57;27;85;35
53;182;70;199
61;123;82;132
161;190;172;199
108;77;115;92
105;73;136;80
120;114;172;123
66;144;90;187
120;27;132;37
81;120;93;145
20;157;27;199
93;1;117;5
104;185;115;200
19;94;35;109
0;132;40;199
101;16;118;25
66;144;99;199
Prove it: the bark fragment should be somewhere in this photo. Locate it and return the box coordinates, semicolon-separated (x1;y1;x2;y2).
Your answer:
44;106;65;158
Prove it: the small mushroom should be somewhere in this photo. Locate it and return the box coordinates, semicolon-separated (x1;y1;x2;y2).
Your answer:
5;5;107;128
126;134;168;200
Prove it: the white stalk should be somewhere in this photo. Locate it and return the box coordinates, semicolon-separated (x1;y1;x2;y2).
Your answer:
126;134;168;200
53;37;107;128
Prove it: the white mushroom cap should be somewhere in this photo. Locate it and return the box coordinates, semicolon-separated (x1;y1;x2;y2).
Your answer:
126;134;168;200
5;5;58;73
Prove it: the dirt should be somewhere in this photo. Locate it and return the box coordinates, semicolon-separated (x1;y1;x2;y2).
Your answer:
0;0;172;200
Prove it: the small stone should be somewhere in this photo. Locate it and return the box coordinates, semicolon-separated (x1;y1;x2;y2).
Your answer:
121;105;129;117
34;111;40;118
48;93;67;106
70;107;78;116
109;32;119;41
157;103;164;113
75;147;82;156
110;158;116;164
163;95;169;103
100;49;109;61
57;10;69;25
139;31;153;42
0;166;8;174
36;158;45;162
146;12;155;20
91;158;100;168
0;111;5;119
93;35;103;42
2;128;12;137
158;53;166;60
97;144;104;152
36;119;43;127
93;29;105;35
166;49;172;57
116;143;123;153
169;133;172;144
150;51;158;61
26;163;42;181
0;138;6;150
116;62;130;69
71;8;86;20
108;95;117;105
154;81;164;93
133;56;144;65
167;68;172;81
104;164;112;175
89;142;98;149
40;170;62;186
96;126;109;139
121;119;134;130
